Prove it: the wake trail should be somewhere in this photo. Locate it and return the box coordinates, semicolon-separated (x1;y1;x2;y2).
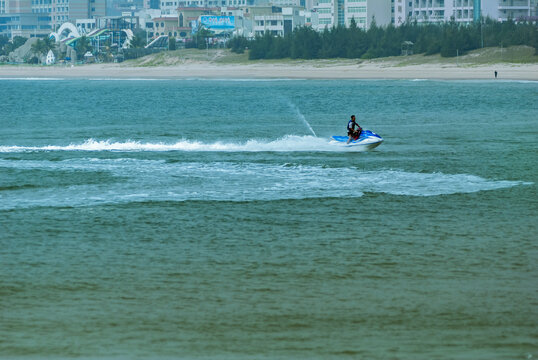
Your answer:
0;136;361;153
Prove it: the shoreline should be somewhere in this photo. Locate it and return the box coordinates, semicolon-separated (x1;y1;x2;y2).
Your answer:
1;62;537;80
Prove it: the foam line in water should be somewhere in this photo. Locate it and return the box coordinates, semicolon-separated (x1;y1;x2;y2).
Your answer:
0;136;363;153
0;77;66;81
0;159;532;210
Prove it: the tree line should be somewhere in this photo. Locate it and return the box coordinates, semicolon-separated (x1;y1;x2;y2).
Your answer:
228;18;538;60
0;36;27;57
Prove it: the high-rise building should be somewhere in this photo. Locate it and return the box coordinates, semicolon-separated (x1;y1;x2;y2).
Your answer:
0;12;52;37
494;0;537;21
393;0;412;26
393;0;537;26
313;0;390;31
1;0;30;13
1;0;105;30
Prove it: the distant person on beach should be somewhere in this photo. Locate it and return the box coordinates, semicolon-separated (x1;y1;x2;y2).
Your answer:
347;115;362;144
495;71;498;79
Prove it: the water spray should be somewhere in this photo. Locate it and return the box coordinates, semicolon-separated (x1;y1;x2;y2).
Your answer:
287;100;316;137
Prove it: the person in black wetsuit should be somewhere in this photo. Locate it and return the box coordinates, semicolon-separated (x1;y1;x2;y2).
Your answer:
347;115;362;144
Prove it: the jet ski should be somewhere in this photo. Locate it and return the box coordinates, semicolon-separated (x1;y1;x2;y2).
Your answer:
331;130;383;150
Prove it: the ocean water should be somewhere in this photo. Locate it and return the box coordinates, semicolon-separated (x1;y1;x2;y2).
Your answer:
0;78;537;359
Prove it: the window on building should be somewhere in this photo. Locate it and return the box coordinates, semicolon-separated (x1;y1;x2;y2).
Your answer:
347;6;366;13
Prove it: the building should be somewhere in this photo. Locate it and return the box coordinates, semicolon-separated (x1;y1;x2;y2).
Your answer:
1;0;106;32
134;7;160;28
161;0;179;14
313;0;333;29
394;0;538;26
252;5;303;36
393;0;412;26
1;0;31;13
177;0;246;7
493;0;537;21
68;0;106;24
408;0;475;24
0;12;51;37
313;0;390;31
150;15;180;36
75;17;97;32
177;6;216;28
345;0;390;29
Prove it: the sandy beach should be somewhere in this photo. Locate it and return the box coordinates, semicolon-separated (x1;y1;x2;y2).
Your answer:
1;61;537;80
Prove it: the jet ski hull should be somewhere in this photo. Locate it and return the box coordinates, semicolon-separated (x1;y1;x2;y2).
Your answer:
331;130;383;150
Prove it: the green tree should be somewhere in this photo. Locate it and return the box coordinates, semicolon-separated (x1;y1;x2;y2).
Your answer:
75;36;93;58
440;21;459;57
248;33;271;60
129;31;147;48
2;36;27;55
31;37;55;62
228;36;248;54
244;18;538;61
0;35;9;55
345;18;368;58
12;36;27;49
169;36;176;50
291;26;320;59
195;27;212;50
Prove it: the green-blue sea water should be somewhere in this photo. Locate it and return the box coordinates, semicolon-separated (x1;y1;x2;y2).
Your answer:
0;78;537;359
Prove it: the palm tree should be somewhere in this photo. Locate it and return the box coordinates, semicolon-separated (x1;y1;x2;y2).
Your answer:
75;36;93;58
31;36;55;63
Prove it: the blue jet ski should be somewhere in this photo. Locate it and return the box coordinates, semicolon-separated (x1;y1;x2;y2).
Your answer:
331;130;383;150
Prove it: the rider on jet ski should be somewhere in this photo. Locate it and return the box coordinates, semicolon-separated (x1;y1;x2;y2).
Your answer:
347;115;362;144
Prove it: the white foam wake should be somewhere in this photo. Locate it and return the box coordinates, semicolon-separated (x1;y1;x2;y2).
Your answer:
0;159;532;210
0;136;361;153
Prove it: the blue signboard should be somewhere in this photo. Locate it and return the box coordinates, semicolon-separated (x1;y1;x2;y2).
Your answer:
199;16;235;30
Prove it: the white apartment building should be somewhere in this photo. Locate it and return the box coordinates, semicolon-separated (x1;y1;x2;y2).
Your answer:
75;17;96;32
394;0;537;26
494;0;536;21
313;0;334;29
345;0;390;29
409;0;474;24
313;0;390;31
253;6;304;36
393;0;412;26
160;0;178;15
